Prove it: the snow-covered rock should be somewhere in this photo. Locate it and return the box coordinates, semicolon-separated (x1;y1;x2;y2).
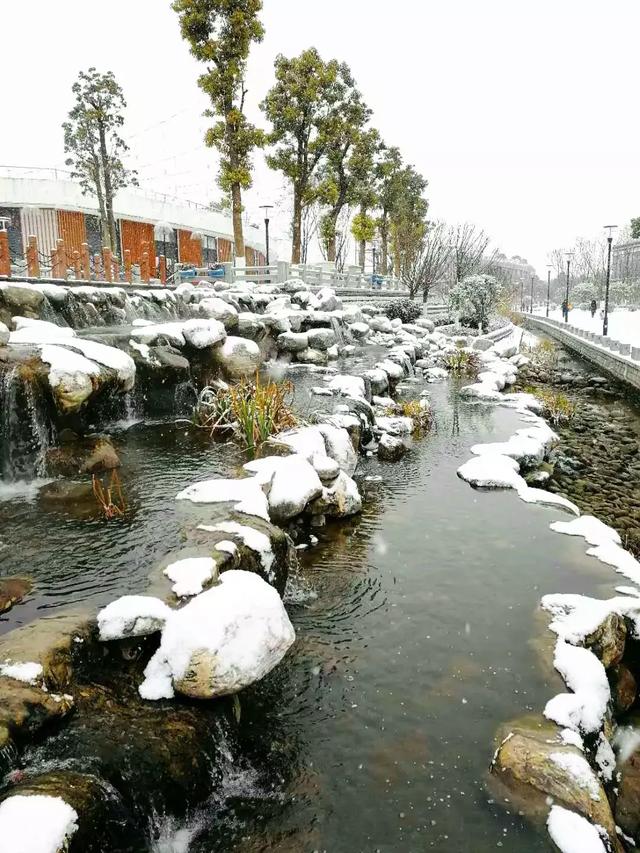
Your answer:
0;794;79;853
316;422;358;476
378;432;407;461
139;570;295;700
327;374;366;399
457;453;524;489
307;327;336;350
546;805;607;853
163;557;219;598
98;595;172;640
181;318;226;349
375;416;413;436
349;321;370;341
176;476;270;521
243;454;323;522
0;321;9;346
369;315;393;334
309;470;362;518
216;336;261;379
277;331;308;353
199;296;239;328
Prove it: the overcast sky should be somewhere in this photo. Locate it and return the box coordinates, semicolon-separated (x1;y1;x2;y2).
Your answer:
3;0;639;274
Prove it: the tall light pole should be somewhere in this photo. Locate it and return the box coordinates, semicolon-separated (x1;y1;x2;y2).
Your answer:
546;265;553;317
602;224;618;337
564;252;574;322
530;274;534;314
259;205;273;266
520;277;524;311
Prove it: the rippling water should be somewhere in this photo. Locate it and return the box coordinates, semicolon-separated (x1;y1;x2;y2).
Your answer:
0;359;624;851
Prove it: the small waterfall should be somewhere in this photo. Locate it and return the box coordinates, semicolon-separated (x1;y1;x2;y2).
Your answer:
174;381;197;416
0;364;55;481
330;316;346;346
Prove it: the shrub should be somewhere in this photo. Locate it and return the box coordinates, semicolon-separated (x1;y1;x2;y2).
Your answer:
388;399;433;433
531;339;559;369
523;386;575;425
448;274;502;332
442;349;481;377
194;373;298;456
377;298;422;324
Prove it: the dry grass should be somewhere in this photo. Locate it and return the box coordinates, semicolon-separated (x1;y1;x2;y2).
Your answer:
92;470;126;519
195;372;298;456
388;399;433;433
442;349;481;377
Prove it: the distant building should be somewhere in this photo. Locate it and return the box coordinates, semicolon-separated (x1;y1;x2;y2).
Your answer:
0;169;267;269
488;252;536;286
611;240;640;282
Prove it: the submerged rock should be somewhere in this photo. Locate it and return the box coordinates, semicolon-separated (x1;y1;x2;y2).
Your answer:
0;577;32;615
491;716;619;848
378;432;407;461
46;435;120;477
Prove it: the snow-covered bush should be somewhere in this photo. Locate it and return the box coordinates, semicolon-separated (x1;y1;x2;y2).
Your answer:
448;274;502;333
376;298;422;324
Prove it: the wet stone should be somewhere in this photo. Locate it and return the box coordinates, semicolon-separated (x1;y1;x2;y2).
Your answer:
0;577;32;615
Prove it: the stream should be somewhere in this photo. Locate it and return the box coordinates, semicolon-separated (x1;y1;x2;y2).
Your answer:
1;355;627;851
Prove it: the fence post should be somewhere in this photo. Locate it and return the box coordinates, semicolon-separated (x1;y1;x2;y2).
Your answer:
0;231;10;277
102;248;113;283
72;250;81;280
93;253;102;281
124;249;132;283
277;260;290;284
81;243;90;280
141;251;150;284
57;239;68;281
26;236;40;278
159;255;167;285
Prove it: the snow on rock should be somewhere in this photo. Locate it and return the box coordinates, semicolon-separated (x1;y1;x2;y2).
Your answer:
326;374;366;399
457;454;524;490
181;318;226;349
98;595;171;640
375;416;414;436
550;516;621;548
542;592;640;645
139;570;295;700
0;321;9;346
216;336;261;379
243;455;323;522
198;296;239;328
0;794;79;853
176;477;269;521
458;381;503;402
40;344;100;412
163;557;218;598
310;470;362;518
546;806;607;853
516;486;579;515
549;752;602;800
0;661;43;684
471;422;557;466
276;426;327;462
586;541;640;586
130;322;186;348
316;423;358;476
376;359;405;381
424;367;448;382
198;521;274;578
544;640;610;734
10;319;76;342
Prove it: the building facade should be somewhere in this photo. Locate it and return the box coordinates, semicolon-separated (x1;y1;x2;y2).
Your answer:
0;171;267;270
612;240;640;282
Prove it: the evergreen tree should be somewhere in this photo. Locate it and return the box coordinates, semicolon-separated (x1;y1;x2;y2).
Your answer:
173;0;264;263
63;68;137;253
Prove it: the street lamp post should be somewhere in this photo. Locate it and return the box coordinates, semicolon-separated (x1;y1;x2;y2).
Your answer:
546;265;552;317
530;274;534;314
259;205;273;267
564;252;574;322
602;224;617;337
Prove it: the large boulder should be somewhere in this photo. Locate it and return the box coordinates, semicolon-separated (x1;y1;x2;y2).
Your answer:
198;296;239;329
307;328;336;351
181;318;226;349
139;570;295;700
369;315;393;334
295;347;328;366
308;470;362;518
0;577;32;615
46;435;120;477
615;711;640;841
243;454;323;522
349;321;370;341
491;717;619;848
315;287;340;312
277;331;309;354
0;322;9;346
378;432;407;461
215;336;261;379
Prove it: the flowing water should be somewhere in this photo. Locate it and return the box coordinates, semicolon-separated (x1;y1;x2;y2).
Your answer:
0;359;627;851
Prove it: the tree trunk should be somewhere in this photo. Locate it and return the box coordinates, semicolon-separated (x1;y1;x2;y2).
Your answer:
97;123;117;255
231;181;245;263
327;232;337;263
380;217;388;275
91;163;109;251
291;188;302;264
359;239;365;270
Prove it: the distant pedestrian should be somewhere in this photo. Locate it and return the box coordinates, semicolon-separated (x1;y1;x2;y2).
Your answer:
590;299;597;318
561;299;568;321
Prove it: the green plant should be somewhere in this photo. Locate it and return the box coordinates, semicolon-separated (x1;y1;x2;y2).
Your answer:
534;388;576;425
194;373;298;456
378;298;422;324
388;399;433;433
442;349;481;377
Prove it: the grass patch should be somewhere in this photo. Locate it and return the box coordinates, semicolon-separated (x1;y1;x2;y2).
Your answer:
195;373;298;457
388;399;433;434
442;349;481;377
523;385;576;425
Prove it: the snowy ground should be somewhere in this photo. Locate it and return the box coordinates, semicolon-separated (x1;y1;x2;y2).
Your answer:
535;306;640;346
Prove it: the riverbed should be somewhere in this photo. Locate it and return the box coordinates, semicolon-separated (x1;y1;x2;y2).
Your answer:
1;357;628;852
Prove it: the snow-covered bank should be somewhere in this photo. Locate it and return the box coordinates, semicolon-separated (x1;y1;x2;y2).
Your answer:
537;307;640;347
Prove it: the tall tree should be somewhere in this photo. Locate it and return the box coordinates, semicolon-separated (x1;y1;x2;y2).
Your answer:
63;68;137;253
390;165;428;277
349;129;382;269
262;49;357;264
631;217;640;239
375;146;403;275
316;92;372;262
173;0;264;264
